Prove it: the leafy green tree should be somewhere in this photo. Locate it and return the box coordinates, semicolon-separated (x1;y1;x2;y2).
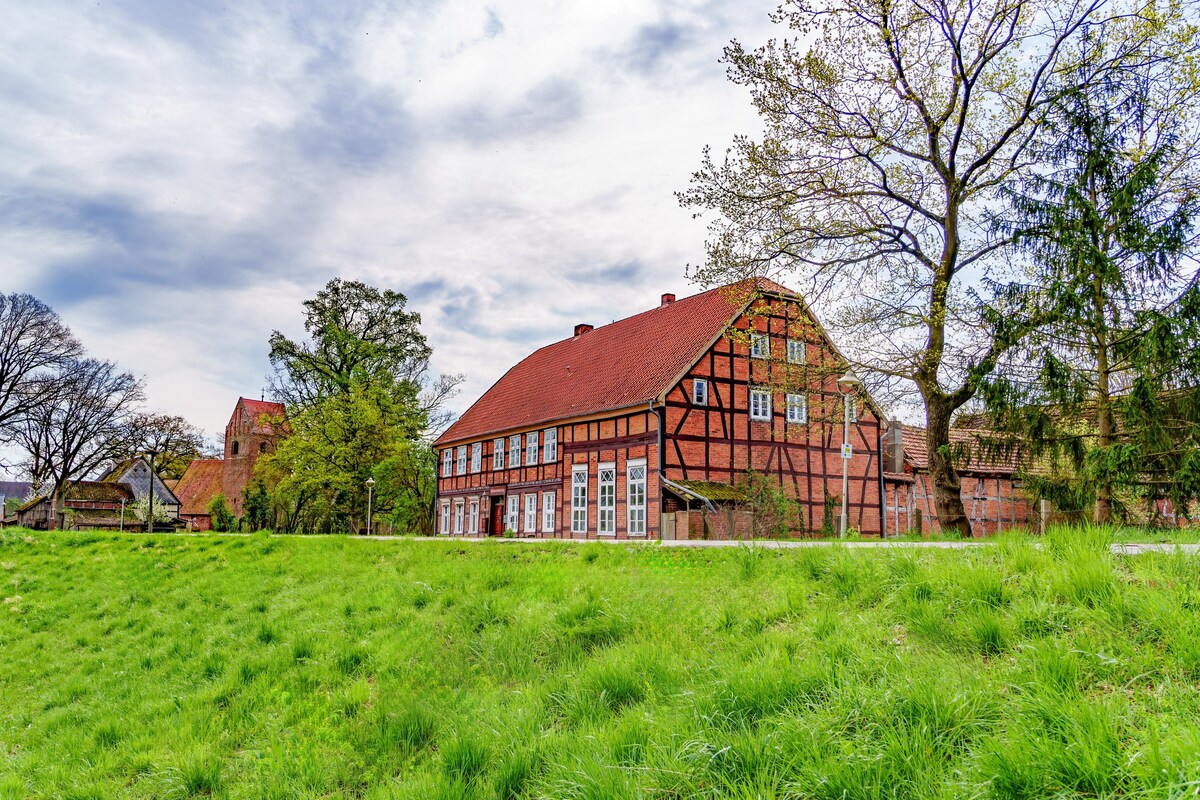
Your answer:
261;279;459;534
984;28;1200;523
242;480;272;532
207;493;236;532
678;0;1190;534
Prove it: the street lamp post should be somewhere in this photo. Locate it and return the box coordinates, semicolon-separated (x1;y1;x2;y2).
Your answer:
365;477;375;536
837;370;861;538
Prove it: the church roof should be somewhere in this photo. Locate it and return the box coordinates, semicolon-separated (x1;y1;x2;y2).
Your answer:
173;459;225;517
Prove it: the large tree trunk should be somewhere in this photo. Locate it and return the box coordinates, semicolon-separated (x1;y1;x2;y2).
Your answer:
926;397;972;536
1092;275;1113;524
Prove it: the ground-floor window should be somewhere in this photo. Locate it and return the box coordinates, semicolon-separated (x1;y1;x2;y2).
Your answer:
469;499;479;535
542;491;556;532
453;499;464;535
524;493;537;533
598;462;616;536
439;500;450;535
571;465;588;533
627;460;646;535
507;495;520;533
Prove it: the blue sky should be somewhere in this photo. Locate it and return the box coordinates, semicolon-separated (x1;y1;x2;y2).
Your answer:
0;0;775;438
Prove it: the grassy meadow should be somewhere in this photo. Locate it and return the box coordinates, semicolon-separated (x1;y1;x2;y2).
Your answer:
1;527;1200;799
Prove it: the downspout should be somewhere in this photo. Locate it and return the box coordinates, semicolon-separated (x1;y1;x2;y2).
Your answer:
652;399;665;537
879;425;888;538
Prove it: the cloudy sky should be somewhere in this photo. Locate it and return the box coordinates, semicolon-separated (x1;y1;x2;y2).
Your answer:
1;0;779;439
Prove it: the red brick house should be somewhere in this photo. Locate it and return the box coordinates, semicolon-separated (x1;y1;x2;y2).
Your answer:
173;397;285;529
434;279;885;539
883;423;1032;535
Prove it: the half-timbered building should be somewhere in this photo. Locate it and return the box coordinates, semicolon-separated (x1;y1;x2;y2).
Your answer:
434;279;886;539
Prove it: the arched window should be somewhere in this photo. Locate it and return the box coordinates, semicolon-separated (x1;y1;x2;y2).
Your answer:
231;440;240;455
259;442;267;454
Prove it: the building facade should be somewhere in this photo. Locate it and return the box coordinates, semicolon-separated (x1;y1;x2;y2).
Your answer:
434;279;884;539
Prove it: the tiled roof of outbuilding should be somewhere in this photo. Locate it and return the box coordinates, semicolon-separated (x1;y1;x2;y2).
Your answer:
173;459;224;516
901;427;1020;475
436;279;797;445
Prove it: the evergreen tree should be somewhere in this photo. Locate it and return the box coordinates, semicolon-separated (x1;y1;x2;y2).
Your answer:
985;29;1200;522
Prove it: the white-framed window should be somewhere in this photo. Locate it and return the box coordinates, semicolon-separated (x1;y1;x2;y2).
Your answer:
787;339;806;364
750;332;770;359
597;462;616;536
849;397;858;423
524;493;537;533
693;379;708;405
542;491;556;532
750;388;772;421
439;500;450;534
543;428;557;463
571;465;588;534
441;449;452;477
456;445;467;475
468;499;479;534
525;431;539;465
471;443;482;473
627;459;646;536
453;499;464;535
786;393;807;424
508;434;521;468
493;438;504;470
506;495;520;532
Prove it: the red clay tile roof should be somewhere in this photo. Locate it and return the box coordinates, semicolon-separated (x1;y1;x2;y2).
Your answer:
173;458;224;516
900;426;1020;475
436;279;796;445
239;398;287;434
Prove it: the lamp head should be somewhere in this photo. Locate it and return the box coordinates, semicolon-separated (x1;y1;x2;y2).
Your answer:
365;478;376;488
837;369;861;387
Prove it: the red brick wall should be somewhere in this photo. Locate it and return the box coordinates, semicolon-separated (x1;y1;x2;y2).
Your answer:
885;472;1032;536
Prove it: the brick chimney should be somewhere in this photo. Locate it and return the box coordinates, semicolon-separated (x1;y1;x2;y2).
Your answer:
661;293;676;306
574;323;593;336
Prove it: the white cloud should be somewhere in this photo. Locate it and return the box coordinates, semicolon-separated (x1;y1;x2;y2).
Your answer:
0;0;776;439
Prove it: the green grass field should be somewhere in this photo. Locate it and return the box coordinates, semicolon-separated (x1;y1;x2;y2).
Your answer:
2;527;1200;799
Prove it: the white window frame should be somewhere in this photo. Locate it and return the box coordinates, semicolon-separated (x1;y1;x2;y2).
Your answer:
786;393;807;424
468;498;479;534
441;450;452;477
492;438;504;470
749;388;772;421
571;465;588;534
597;462;616;537
692;379;708;405
453;499;464;535
787;339;806;364
439;500;450;534
456;445;467;475
542;428;557;463
471;442;482;473
506;495;520;532
626;459;646;537
508;434;521;468
525;431;539;465
542;491;556;533
750;332;770;359
524;493;537;533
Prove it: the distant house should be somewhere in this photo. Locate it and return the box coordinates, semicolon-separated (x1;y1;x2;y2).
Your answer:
173;397;286;530
0;481;32;522
15;482;135;530
882;423;1032;535
434;279;884;539
98;456;182;521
